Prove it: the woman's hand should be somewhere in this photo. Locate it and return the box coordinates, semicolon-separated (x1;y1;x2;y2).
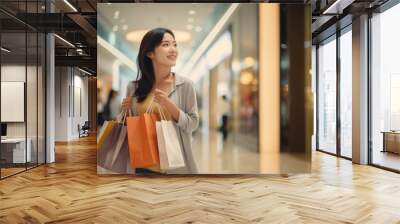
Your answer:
121;96;132;112
154;88;180;122
153;88;169;106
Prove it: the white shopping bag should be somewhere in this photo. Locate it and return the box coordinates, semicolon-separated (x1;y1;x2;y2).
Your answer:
156;108;185;169
156;121;169;170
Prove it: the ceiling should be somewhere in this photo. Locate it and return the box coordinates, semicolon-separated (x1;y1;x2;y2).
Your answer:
312;0;390;42
0;0;98;74
97;3;225;75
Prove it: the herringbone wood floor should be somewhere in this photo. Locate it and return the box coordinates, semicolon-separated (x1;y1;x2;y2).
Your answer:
1;136;400;223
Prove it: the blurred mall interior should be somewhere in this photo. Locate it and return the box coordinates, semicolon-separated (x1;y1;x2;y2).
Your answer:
97;3;264;173
97;3;312;174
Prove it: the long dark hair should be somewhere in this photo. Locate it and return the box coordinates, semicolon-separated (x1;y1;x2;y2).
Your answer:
135;27;175;103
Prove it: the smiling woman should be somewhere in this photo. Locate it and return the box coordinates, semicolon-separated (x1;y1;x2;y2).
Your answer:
127;28;198;174
96;27;200;174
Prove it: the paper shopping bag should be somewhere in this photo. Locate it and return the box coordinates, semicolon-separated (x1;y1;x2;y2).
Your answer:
156;119;185;169
97;123;129;173
161;120;185;169
156;121;169;170
126;113;160;168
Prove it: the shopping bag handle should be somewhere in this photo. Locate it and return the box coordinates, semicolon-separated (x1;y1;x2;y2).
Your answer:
156;106;167;121
116;111;124;123
117;109;132;124
130;81;139;116
145;97;156;114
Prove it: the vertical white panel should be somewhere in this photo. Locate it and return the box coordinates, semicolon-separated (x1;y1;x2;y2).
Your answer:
1;82;25;122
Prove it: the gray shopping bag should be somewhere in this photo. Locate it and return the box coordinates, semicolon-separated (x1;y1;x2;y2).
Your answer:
97;113;130;174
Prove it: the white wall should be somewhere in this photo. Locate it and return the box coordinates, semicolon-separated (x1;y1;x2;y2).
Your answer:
72;73;89;138
55;67;68;141
54;67;89;141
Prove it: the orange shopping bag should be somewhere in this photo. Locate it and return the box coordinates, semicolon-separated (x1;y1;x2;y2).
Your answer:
126;102;160;168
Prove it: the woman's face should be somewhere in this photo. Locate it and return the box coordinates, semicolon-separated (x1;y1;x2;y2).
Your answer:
148;32;178;67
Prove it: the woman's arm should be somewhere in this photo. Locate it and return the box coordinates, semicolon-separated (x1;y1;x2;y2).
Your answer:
176;82;199;133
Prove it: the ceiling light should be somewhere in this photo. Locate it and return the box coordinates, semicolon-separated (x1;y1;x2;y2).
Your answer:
41;5;45;10
240;71;254;85
122;25;128;31
112;25;118;32
54;34;75;48
243;57;255;67
1;47;11;53
120;18;126;23
322;0;354;15
78;67;93;76
114;11;120;19
188;17;194;23
76;48;83;52
189;10;196;15
195;26;202;32
63;0;78;12
126;30;191;43
186;24;193;30
232;60;240;73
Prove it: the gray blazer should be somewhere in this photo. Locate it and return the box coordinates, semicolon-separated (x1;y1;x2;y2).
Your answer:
126;74;199;174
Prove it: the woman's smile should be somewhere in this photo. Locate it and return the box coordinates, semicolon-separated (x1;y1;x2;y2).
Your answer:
167;55;176;59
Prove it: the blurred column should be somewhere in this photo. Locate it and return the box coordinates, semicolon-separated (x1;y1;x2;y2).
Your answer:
209;67;219;130
231;13;241;133
112;61;120;91
259;3;281;172
208;67;219;172
88;76;97;132
286;5;312;156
